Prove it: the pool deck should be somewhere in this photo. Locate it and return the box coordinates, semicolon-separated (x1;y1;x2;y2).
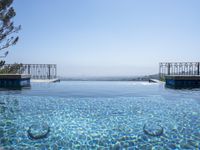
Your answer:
149;79;160;83
31;79;60;83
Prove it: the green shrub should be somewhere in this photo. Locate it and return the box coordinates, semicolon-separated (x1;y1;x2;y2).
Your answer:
0;63;25;74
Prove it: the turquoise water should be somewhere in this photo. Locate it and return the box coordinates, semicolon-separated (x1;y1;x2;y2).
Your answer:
0;81;200;149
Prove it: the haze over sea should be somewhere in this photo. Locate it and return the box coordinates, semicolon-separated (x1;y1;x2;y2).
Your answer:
6;0;200;77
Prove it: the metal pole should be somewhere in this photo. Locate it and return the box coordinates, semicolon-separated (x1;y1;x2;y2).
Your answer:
198;62;200;75
28;65;30;74
55;65;57;78
48;65;51;79
159;63;161;80
168;63;170;75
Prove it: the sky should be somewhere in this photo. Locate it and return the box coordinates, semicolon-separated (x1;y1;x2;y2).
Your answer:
4;0;200;77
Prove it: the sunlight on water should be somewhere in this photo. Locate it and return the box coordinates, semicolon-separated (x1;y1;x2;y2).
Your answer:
0;81;199;149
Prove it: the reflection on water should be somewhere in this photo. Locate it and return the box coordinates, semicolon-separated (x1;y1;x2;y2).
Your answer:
0;81;200;149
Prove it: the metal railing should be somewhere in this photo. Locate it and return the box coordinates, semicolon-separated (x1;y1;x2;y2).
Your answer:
3;64;57;79
159;62;200;80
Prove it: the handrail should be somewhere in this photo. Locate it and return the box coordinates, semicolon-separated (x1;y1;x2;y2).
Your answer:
159;62;200;80
3;64;57;79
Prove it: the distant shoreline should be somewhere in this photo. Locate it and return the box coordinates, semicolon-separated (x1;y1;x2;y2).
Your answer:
61;79;148;81
59;74;159;82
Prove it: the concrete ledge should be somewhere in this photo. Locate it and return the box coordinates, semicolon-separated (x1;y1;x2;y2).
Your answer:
0;74;31;79
31;79;60;83
0;74;31;88
149;79;160;83
165;75;200;88
165;75;200;80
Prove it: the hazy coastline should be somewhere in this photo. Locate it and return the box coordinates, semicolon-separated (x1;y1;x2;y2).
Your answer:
59;74;159;81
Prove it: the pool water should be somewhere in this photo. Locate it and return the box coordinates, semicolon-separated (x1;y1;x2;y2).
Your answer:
0;81;200;149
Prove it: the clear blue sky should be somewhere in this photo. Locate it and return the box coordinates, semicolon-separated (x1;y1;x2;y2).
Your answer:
5;0;200;77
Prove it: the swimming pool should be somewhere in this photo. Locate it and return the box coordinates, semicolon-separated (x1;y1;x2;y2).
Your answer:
0;81;199;149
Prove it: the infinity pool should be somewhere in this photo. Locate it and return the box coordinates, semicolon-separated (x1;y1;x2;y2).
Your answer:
0;81;200;149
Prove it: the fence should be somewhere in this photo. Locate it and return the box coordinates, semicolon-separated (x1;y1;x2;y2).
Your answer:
159;62;200;79
3;64;57;79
